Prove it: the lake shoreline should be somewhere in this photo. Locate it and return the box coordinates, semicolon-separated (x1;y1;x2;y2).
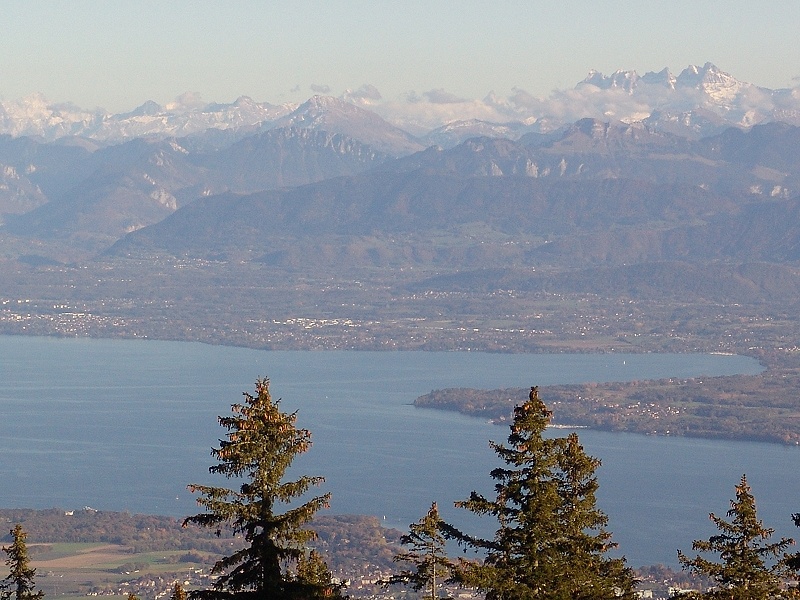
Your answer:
0;335;783;568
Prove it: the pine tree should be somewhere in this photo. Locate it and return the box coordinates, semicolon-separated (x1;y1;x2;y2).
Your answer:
184;378;332;600
444;387;634;600
1;524;44;600
388;502;453;600
678;474;796;600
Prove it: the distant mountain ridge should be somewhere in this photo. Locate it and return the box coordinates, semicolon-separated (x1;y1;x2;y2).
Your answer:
1;62;800;278
0;125;393;250
104;121;800;270
4;116;800;262
1;63;798;146
269;96;424;156
5;64;800;363
581;62;744;95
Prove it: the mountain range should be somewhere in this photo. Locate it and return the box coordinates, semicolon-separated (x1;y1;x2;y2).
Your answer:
2;63;798;146
102;121;800;271
2;63;800;308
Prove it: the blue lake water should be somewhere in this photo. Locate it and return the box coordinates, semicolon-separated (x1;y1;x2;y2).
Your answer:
1;334;796;568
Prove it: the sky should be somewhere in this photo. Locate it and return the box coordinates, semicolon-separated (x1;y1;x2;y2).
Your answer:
1;0;799;113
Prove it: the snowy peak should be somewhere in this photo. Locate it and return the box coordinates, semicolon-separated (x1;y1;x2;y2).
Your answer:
281;95;365;126
270;95;424;156
571;62;793;135
581;69;640;93
676;62;744;93
0;62;798;148
422;119;535;148
582;67;680;92
0;94;295;143
303;94;354;112
0;94;100;139
581;63;746;96
671;62;756;114
677;62;724;87
123;100;163;118
640;67;676;89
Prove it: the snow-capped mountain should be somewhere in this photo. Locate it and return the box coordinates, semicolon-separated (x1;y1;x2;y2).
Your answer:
0;94;295;143
0;63;798;146
574;62;795;135
582;69;642;93
0;94;101;139
97;95;294;141
421;119;539;149
579;62;749;97
267;95;424;156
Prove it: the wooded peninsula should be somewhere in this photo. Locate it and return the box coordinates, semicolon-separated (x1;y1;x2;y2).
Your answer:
415;349;800;445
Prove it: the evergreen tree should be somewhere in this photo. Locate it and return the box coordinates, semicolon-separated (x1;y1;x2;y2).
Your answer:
443;387;634;600
678;474;796;600
787;513;800;580
388;502;453;600
171;582;188;600
0;524;44;600
184;378;332;600
554;432;634;598
295;549;346;599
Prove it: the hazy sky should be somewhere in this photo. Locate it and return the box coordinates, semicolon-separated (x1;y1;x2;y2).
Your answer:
2;0;799;112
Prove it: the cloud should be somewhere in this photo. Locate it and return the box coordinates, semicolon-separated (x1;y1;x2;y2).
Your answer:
423;88;467;104
738;85;772;110
506;87;542;112
310;83;331;94
370;93;520;135
367;83;667;134
165;91;205;111
318;68;800;136
374;79;696;134
342;84;382;104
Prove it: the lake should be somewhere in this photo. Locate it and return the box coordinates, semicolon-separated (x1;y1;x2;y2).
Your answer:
1;334;796;568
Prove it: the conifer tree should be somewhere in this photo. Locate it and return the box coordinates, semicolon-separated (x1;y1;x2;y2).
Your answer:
443;387;634;600
184;378;332;600
170;582;187;600
678;474;796;600
554;432;634;597
388;502;453;600
1;524;44;600
295;549;346;599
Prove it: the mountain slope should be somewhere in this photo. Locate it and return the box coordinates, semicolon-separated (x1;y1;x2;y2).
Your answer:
105;170;737;268
2;127;395;250
383;121;800;198
268;96;424;156
103;121;800;270
410;261;800;304
193;127;393;192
